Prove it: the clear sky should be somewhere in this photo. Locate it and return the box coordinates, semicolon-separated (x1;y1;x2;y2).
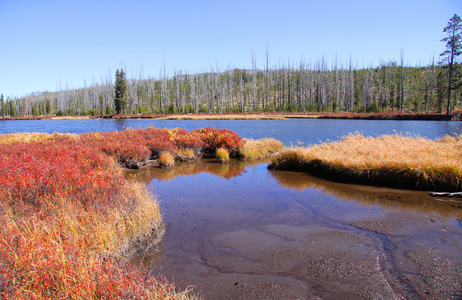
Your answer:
0;0;460;98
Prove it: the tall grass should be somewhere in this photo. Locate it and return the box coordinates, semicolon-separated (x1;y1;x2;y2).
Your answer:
159;152;175;168
239;138;283;160
215;147;230;163
0;133;193;299
269;133;462;191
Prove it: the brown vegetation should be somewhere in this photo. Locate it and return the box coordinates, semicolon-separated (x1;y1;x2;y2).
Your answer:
269;133;462;191
239;138;284;160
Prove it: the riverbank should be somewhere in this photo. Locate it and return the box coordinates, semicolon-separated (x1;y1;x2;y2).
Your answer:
1;111;460;121
269;133;462;192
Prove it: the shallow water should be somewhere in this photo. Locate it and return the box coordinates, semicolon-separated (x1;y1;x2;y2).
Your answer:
126;160;462;299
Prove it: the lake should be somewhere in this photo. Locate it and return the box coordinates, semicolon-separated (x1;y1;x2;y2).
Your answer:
1;118;460;146
3;119;462;299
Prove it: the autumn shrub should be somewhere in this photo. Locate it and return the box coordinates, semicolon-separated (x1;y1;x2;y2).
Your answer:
239;138;283;160
136;126;177;157
216;147;230;163
168;128;204;154
269;133;462;191
82;130;150;168
0;133;191;299
192;127;243;156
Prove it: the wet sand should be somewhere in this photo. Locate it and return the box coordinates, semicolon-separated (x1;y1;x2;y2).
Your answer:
127;162;462;299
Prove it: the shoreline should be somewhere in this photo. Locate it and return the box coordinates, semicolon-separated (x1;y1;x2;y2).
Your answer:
0;111;460;121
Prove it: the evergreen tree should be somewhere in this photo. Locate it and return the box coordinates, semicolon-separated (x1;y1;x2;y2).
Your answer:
46;99;52;115
32;104;39;116
440;14;462;114
9;100;17;117
0;94;4;117
114;69;128;114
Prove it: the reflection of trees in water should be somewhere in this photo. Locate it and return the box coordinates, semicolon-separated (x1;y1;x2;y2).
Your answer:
269;170;462;219
124;159;269;183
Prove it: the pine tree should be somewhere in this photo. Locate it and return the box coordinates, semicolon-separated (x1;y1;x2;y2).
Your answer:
114;69;128;114
9;100;17;117
440;14;462;114
0;94;4;117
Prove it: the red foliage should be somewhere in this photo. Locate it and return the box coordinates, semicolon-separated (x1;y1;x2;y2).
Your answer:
192;127;243;156
81;130;151;167
0;135;174;299
134;127;177;156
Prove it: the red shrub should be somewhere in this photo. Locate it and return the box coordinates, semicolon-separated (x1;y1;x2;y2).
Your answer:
192;127;243;156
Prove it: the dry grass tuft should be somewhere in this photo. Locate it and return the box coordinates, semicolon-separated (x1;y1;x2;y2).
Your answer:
159;151;175;168
175;148;198;162
239;138;284;160
216;147;230;163
269;133;462;191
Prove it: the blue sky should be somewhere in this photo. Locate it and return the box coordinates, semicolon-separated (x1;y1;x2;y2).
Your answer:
0;0;460;97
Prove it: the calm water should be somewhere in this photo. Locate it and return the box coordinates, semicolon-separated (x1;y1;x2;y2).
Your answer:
127;160;462;299
0;118;460;145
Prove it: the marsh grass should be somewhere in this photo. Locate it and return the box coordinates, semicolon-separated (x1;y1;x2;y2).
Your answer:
269;133;462;191
216;147;230;163
159;151;175;168
175;148;198;162
239;138;284;160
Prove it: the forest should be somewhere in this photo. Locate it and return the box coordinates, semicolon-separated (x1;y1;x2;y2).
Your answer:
1;57;461;118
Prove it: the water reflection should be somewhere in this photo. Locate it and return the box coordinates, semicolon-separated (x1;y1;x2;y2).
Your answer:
268;170;462;219
126;159;462;219
124;158;270;183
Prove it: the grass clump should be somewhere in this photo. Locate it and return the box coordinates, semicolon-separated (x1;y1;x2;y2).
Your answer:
239;138;284;160
269;133;462;191
159;151;175;168
216;147;230;163
175;148;198;162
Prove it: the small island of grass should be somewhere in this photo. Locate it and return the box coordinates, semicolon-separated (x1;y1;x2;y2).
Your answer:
269;133;462;192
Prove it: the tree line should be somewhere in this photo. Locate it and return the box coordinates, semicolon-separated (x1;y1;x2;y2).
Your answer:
1;14;460;117
1;60;459;117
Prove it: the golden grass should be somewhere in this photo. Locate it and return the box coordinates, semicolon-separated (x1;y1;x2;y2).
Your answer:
0;132;79;144
175;148;198;162
159;151;175;168
269;133;462;191
239;138;284;160
216;147;230;163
